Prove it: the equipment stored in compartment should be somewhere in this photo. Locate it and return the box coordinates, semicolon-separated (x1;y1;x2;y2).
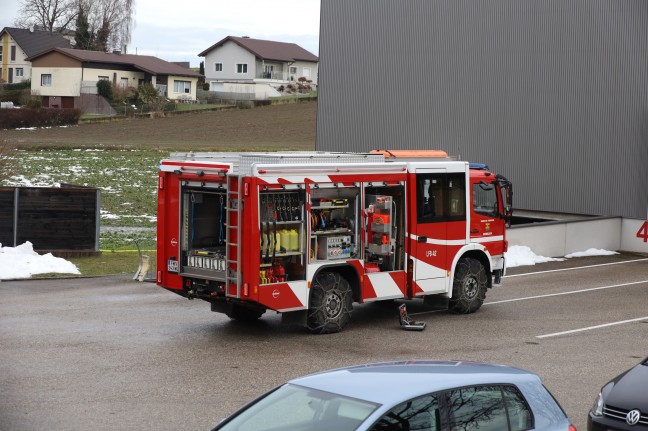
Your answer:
317;235;352;260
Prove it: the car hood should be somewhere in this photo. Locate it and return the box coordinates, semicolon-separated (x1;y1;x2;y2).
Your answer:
605;364;648;411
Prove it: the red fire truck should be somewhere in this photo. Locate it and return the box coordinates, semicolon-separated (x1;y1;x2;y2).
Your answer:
156;150;513;333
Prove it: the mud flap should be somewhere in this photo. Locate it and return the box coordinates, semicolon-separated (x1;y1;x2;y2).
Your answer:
492;269;503;287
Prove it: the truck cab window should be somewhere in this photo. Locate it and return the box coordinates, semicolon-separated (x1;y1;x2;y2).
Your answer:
473;183;498;217
417;173;466;223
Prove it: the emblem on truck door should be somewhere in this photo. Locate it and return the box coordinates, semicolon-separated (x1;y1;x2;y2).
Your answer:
170;238;178;247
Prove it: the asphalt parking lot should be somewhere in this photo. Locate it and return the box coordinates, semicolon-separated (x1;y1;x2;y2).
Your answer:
1;252;647;431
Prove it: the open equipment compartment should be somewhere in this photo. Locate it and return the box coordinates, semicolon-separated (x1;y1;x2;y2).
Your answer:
180;186;228;280
259;189;307;284
309;186;360;262
364;184;406;272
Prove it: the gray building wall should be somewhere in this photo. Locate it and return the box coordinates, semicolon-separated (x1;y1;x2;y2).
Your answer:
316;0;648;219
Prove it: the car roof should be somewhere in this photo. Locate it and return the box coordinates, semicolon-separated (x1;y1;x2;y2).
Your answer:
288;360;541;405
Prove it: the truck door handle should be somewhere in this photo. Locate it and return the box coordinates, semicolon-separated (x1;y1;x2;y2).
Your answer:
417;236;427;243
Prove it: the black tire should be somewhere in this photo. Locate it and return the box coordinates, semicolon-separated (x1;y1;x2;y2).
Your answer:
226;304;264;321
307;271;353;334
449;257;487;314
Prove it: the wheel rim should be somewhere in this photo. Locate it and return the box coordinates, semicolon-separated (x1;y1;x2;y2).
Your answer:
463;276;478;299
324;291;343;318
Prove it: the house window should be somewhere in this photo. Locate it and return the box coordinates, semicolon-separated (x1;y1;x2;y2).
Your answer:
11;46;16;61
303;67;311;77
174;80;191;93
215;63;223;72
289;66;297;74
120;77;129;87
0;46;3;62
16;68;23;77
236;63;248;74
98;76;109;81
41;74;52;87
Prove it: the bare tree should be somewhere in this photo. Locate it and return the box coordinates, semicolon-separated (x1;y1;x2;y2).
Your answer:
83;0;135;52
14;0;77;32
15;0;135;53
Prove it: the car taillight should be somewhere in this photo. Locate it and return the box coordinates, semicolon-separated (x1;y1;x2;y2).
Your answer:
568;425;577;431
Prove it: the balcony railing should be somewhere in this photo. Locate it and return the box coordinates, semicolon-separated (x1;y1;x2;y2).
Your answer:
256;71;285;80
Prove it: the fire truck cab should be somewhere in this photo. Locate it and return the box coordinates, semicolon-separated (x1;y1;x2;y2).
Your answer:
156;150;513;333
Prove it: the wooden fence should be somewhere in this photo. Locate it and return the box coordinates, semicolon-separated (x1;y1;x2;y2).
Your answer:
0;185;100;255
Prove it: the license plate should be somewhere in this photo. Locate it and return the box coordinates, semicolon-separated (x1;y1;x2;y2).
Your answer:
167;259;179;272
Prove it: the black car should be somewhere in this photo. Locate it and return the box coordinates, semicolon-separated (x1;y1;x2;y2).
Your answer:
588;357;648;430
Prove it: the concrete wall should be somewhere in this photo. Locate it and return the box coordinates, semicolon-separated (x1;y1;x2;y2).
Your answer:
508;217;648;257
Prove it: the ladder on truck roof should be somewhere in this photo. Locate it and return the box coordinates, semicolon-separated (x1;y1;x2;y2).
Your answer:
225;174;243;297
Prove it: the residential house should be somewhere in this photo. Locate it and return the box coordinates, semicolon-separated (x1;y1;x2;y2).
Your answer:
198;36;318;98
26;47;202;109
0;27;71;84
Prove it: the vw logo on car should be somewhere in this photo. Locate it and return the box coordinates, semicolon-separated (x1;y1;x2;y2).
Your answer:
627;409;642;426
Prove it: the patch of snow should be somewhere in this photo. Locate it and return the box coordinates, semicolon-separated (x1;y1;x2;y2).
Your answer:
0;242;80;280
565;248;619;258
505;245;619;268
505;245;565;268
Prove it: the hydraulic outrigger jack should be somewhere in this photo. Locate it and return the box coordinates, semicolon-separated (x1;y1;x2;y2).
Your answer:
398;304;426;331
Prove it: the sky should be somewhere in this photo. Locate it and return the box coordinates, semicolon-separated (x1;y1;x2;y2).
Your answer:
0;0;321;66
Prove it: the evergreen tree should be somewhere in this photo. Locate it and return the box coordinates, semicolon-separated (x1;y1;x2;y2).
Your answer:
74;6;93;50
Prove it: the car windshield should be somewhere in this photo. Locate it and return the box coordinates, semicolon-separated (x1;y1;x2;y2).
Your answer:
215;383;379;431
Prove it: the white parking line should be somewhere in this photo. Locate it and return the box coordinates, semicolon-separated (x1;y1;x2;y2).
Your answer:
485;280;648;306
537;317;648;339
504;258;648;278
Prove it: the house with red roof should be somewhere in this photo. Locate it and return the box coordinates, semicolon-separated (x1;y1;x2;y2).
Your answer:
26;47;202;109
198;36;318;98
0;27;72;84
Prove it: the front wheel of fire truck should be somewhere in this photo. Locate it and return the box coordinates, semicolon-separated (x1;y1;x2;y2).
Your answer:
449;257;487;314
307;271;353;334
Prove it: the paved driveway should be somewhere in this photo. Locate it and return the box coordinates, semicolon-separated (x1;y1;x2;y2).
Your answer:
1;252;647;430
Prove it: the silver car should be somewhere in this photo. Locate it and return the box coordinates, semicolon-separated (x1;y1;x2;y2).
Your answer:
212;360;577;431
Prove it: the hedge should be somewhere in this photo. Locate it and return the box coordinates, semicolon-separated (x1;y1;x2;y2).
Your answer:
0;108;82;129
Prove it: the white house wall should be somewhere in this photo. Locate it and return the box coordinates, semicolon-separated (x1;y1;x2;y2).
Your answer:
0;32;31;84
31;67;82;97
168;76;199;100
290;60;318;85
204;41;256;82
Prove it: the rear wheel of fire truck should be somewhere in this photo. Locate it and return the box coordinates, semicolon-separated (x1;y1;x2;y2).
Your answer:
307;271;353;334
449;257;487;314
226;304;264;322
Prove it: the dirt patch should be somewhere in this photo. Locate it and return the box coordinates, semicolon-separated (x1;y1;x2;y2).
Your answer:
2;101;317;151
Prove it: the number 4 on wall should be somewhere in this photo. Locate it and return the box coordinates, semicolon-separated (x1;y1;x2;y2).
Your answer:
637;221;648;242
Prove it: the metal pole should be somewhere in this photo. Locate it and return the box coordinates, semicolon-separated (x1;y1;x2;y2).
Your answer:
95;189;101;252
13;188;19;247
